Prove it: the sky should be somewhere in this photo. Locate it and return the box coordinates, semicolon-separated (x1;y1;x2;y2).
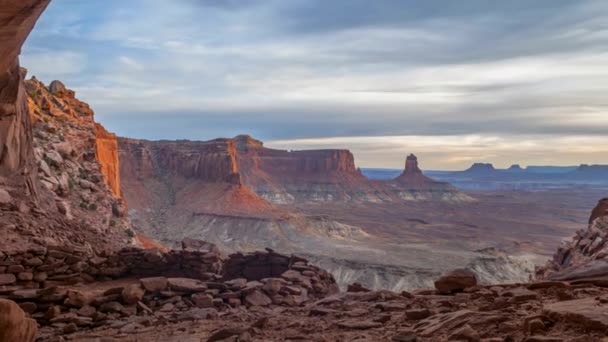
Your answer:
22;0;608;170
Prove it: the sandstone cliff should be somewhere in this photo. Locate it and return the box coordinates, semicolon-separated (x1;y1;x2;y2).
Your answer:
94;123;121;197
0;0;50;203
0;2;135;252
537;198;608;284
120;135;470;206
19;78;133;250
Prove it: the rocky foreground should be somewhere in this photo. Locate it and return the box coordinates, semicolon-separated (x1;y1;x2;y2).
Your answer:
1;225;608;341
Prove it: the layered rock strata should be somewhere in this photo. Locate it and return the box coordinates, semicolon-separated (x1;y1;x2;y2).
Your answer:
537;198;608;284
0;0;50;202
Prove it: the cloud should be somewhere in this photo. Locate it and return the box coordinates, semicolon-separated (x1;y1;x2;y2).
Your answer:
20;0;608;168
20;50;86;79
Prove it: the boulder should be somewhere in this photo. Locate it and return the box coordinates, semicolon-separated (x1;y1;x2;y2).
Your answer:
56;200;72;219
406;309;432;320
543;297;608;331
0;299;37;342
167;278;207;293
140;277;168;292
244;290;272;307
0;274;16;285
49;80;67;94
0;189;13;207
434;269;477;294
45;150;63;166
53;142;73;158
191;293;214;308
64;290;91;308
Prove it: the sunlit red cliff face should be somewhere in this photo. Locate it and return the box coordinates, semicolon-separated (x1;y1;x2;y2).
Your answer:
95;123;121;198
119;135;471;209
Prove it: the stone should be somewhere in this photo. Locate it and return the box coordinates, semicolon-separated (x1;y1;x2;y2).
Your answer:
207;327;247;342
526;281;568;290
10;289;39;300
543;297;608;331
45;150;63;166
121;284;145;305
0;274;16;285
282;285;303;295
167;278;207;293
244;290;272;307
391;331;417;342
524;337;564;342
7;265;25;273
63;322;78;334
53;142;73;158
76;305;97;318
38;159;51;177
24;257;43;266
192;293;214;308
159;303;174;312
17;272;33;281
64;290;90;308
281;270;304;282
262;278;284;294
502;287;538;302
0;189;13;207
56;200;72;219
434;269;477;294
448;324;479;341
49;80;67;94
0;299;38;342
337;320;383;330
99;301;126;314
225;278;247;290
414;310;480;337
525;318;546;334
406;309;432;320
45;305;61;320
18;302;36;314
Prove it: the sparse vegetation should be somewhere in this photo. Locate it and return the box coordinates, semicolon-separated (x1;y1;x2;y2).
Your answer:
88;203;98;211
125;228;135;238
43;155;59;168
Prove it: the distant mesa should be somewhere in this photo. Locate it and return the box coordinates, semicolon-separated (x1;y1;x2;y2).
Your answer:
507;164;523;172
464;163;496;173
576;164;608;174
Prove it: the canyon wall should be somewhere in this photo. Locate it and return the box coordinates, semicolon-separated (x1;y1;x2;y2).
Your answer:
119;135;470;206
94;124;121;197
0;0;50;202
537;198;608;284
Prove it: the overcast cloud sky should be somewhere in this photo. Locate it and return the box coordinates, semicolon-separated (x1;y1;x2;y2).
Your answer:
22;0;608;169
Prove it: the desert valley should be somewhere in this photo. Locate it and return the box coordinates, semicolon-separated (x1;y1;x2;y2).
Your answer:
2;1;608;341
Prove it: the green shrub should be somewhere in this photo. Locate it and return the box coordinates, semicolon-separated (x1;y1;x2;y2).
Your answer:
88;203;98;211
125;228;135;238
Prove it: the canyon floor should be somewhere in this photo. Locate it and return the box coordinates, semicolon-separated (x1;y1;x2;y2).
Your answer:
129;186;606;291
